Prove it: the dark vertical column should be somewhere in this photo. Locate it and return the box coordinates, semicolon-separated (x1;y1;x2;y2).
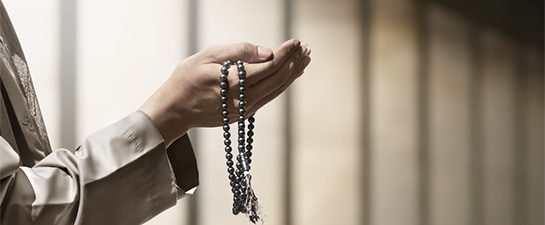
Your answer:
359;0;371;224
282;0;293;225
524;50;544;225
59;0;77;149
186;0;200;224
188;0;198;55
479;31;516;225
416;0;429;225
512;48;527;225
469;25;483;225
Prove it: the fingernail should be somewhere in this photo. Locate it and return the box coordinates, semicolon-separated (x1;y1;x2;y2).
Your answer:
257;46;273;59
301;45;308;56
293;39;301;47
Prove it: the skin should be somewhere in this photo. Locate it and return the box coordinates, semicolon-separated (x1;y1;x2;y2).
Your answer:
140;39;311;146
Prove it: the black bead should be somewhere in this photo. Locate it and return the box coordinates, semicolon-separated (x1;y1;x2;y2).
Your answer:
236;162;242;169
223;125;230;131
229;174;236;180
220;89;227;96
227;160;234;167
240;181;247;188
238;122;245;129
245;151;252;157
239;115;245;121
221;67;228;74
248;116;255;123
227;167;234;174
224;139;231;145
238;137;245;144
247;130;254;136
221;96;228;102
220;75;227;82
239;79;246;86
225;146;232;152
223;60;233;67
239;101;246;108
223;132;231;139
236;170;243;176
225;153;233;159
239;181;246;189
221;104;228;111
238;129;245;136
239;86;246;93
222;110;228;117
247;137;254;144
239;93;246;100
246;158;252;164
239;108;245;115
222;117;229;124
238;70;246;77
237;64;244;70
237;155;243;162
232;208;240;215
220;81;228;89
247;123;254;130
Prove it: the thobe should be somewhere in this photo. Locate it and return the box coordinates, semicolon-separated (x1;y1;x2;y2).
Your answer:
0;1;199;224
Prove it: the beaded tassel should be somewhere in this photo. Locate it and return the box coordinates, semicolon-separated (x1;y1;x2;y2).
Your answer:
220;59;263;224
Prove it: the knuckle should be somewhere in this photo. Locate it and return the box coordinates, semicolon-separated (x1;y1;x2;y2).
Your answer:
240;42;252;50
239;42;254;59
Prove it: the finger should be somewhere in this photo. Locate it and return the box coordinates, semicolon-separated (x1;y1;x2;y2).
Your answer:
203;39;302;86
246;48;308;105
301;42;311;55
242;39;302;86
249;56;311;113
206;42;274;63
246;48;305;104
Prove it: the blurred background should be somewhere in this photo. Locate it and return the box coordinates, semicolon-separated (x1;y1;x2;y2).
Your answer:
2;0;543;225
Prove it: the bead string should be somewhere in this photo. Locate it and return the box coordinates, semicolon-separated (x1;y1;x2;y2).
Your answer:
220;59;262;223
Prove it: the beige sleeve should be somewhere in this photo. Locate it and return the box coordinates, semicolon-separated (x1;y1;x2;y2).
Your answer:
0;111;198;225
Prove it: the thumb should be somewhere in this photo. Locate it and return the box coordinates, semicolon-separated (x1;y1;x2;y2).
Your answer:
209;42;273;63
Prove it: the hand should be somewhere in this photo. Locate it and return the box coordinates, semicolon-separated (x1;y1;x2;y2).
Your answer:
140;39;311;146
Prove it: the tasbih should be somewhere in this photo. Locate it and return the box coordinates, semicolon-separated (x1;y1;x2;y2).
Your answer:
220;59;263;223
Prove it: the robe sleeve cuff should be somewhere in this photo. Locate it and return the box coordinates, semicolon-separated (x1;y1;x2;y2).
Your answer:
130;111;199;198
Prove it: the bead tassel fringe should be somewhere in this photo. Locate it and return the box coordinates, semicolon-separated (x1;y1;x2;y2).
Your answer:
242;173;263;224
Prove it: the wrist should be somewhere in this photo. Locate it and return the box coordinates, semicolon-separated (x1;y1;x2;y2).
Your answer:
140;100;189;147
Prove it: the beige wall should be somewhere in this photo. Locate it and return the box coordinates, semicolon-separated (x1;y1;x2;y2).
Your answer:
4;0;543;225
